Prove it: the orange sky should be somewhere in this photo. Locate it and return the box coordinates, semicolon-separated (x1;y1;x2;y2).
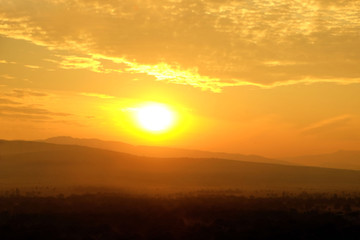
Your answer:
1;0;360;158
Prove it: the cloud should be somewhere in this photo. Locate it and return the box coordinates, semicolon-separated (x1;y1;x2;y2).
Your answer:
4;89;49;98
80;92;115;99
0;98;21;105
0;105;71;117
51;54;124;74
0;88;77;124
0;74;15;80
0;0;359;92
0;88;70;120
24;64;41;69
126;62;225;92
58;55;102;72
0;112;52;120
302;115;352;134
0;59;16;64
0;103;72;122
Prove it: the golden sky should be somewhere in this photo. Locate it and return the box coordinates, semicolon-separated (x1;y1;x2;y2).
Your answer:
1;0;360;157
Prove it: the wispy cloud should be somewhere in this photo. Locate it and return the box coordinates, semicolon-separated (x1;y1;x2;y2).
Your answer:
126;62;224;92
0;0;359;92
0;59;16;64
0;112;52;120
24;65;41;69
0;105;71;117
0;88;76;124
0;74;15;80
58;55;101;72
0;98;21;105
80;92;115;99
54;55;124;74
302;115;352;134
4;89;49;98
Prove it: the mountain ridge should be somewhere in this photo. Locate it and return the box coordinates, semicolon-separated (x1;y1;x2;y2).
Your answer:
1;140;360;192
42;136;290;165
44;136;360;170
284;150;360;170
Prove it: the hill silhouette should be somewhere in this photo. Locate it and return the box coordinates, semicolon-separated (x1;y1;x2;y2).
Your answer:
43;136;289;165
44;136;360;171
284;150;360;170
1;140;360;192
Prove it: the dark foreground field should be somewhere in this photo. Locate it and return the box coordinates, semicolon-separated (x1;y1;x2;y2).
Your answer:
1;191;360;240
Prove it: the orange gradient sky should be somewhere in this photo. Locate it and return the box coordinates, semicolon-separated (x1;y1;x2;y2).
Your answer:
1;0;360;158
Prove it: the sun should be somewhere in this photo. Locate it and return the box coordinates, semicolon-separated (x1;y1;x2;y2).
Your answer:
136;103;175;132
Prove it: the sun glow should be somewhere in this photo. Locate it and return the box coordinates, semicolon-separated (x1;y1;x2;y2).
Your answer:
136;103;175;132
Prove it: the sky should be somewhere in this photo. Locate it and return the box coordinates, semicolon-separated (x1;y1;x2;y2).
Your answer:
1;0;360;158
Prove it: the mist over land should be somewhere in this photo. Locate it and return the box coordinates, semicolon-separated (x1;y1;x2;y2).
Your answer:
43;136;289;165
1;137;360;193
44;136;360;171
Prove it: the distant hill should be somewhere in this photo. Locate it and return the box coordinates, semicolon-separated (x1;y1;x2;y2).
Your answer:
43;136;289;165
1;140;360;192
284;150;360;170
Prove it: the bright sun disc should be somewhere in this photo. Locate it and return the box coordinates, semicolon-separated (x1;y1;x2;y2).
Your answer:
136;104;175;132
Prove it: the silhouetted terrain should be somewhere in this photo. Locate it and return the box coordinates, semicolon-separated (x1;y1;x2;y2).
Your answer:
43;136;289;165
44;136;360;171
1;140;360;192
0;192;359;240
285;150;360;170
